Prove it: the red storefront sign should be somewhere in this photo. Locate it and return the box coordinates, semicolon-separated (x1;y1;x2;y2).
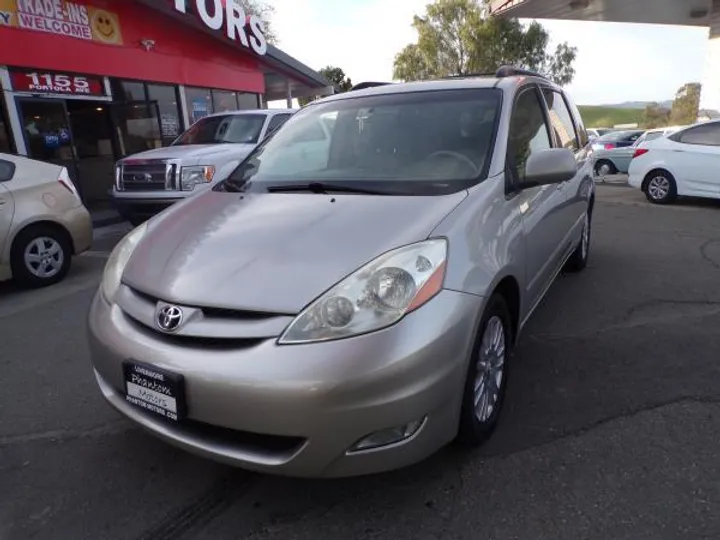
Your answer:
9;69;106;96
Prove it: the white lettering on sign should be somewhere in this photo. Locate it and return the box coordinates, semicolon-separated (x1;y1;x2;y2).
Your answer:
174;0;267;56
23;72;93;94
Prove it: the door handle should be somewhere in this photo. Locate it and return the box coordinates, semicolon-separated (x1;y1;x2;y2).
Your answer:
0;198;6;206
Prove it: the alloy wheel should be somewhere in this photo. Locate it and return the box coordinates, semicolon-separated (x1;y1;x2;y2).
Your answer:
474;315;506;422
24;237;65;279
647;176;670;201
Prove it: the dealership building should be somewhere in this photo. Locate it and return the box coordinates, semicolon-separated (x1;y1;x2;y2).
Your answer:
0;0;331;208
490;0;720;117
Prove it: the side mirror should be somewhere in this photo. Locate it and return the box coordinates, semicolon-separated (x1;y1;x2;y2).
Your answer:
519;148;577;189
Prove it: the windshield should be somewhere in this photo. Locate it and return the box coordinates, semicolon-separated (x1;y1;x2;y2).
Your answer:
173;114;266;146
599;130;644;142
220;89;502;196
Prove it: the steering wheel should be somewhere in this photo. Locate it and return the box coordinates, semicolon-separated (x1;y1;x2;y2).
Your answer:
425;151;480;176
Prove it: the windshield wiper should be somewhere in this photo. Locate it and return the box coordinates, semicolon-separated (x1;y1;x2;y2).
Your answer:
266;182;392;195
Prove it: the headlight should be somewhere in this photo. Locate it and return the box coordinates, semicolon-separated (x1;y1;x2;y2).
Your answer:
180;166;215;190
101;222;148;303
278;239;448;344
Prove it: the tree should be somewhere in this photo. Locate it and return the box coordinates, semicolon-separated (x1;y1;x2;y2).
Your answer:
236;0;277;44
670;82;701;125
298;66;353;106
641;102;671;129
393;0;577;85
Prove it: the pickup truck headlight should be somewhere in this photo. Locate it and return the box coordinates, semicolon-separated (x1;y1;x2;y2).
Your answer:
101;223;148;303
278;239;448;345
180;166;215;191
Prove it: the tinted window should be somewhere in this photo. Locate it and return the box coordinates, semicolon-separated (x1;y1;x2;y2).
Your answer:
508;87;552;183
222;89;502;196
173;114;267;146
542;89;579;151
599;130;644;142
0;159;15;181
266;114;292;135
678;123;720;146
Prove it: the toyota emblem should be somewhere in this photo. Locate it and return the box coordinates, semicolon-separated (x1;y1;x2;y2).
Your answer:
156;305;184;332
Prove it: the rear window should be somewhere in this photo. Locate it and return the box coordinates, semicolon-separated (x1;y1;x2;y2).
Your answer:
645;131;664;142
0;159;15;181
599;130;644;142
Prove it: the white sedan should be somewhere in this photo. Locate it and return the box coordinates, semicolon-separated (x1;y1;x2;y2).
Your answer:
628;120;720;204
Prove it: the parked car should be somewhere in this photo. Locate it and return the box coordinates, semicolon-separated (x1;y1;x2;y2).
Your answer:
590;129;644;153
0;153;92;288
592;126;684;176
628;120;720;204
88;66;594;478
112;109;296;225
587;127;613;141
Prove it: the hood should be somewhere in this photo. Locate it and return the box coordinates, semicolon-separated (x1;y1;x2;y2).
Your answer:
122;189;466;313
120;143;256;165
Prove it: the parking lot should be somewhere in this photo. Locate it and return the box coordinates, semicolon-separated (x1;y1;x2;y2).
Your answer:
3;184;720;539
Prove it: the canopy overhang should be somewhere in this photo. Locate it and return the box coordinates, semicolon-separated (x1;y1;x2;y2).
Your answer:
489;0;716;27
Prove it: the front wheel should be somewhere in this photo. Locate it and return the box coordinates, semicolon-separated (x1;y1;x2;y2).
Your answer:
564;210;591;273
643;170;677;204
457;294;512;446
11;225;72;288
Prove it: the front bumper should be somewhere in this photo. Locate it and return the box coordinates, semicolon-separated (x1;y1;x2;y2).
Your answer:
88;289;483;478
111;194;185;222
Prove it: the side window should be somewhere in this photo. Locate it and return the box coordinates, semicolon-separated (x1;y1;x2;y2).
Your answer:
542;88;580;151
677;124;720;146
508;87;552;183
266;113;292;136
0;159;15;182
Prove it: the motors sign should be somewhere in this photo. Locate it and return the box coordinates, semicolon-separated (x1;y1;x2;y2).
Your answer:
10;69;106;96
173;0;267;56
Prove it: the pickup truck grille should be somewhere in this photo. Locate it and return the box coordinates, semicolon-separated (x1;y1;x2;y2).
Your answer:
118;162;176;191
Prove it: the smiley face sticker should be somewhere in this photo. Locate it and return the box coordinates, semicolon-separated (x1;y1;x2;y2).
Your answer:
90;8;122;45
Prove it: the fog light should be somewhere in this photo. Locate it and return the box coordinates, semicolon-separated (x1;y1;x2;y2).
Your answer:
348;418;426;453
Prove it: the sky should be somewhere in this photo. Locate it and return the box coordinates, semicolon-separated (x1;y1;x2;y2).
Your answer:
266;0;710;106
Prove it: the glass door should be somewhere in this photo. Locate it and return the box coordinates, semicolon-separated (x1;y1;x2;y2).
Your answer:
16;97;78;182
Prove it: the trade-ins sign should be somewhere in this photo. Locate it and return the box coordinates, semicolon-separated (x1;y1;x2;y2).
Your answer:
0;0;123;45
173;0;267;56
10;69;106;96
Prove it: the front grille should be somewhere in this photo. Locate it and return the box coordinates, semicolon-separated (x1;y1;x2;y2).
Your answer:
119;162;176;191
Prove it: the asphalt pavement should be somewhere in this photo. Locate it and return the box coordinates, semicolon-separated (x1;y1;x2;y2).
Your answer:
3;186;720;540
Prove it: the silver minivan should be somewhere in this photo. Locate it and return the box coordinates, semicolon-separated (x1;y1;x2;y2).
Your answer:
89;67;594;478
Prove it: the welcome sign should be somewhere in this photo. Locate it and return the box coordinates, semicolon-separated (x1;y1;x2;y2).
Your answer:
0;0;124;45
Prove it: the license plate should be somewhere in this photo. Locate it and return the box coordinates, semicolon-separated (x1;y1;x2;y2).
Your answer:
123;360;186;422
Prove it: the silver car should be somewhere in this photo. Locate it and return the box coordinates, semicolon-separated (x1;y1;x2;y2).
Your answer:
89;67;595;478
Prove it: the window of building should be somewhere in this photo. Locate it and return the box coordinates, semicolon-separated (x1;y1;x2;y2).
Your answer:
237;92;260;110
542;88;579;151
113;102;162;157
147;83;183;145
185;87;214;125
508;87;551;183
111;79;146;102
212;90;238;113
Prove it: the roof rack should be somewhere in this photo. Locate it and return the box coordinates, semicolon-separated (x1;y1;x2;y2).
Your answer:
495;65;548;80
351;82;393;91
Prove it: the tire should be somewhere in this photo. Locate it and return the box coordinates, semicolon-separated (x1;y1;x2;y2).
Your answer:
594;160;616;177
564;209;592;273
11;225;72;289
643;170;677;204
457;293;513;446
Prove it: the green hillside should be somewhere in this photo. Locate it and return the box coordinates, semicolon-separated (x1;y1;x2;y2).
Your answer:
578;106;645;128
